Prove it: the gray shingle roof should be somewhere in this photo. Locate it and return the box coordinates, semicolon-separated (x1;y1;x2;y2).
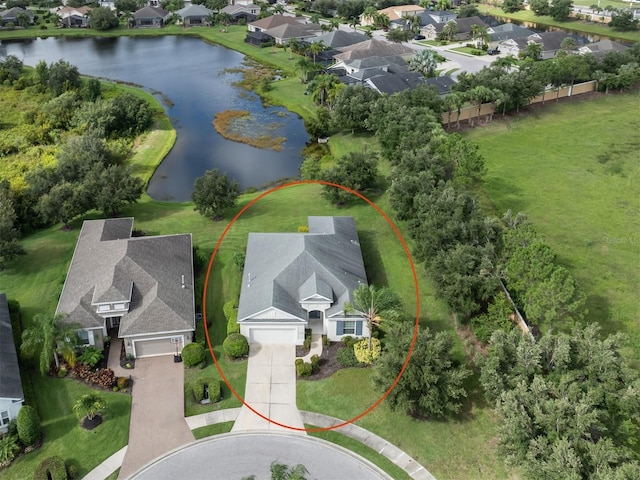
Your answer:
309;30;368;48
133;6;170;19
238;217;368;323
56;219;194;338
177;4;213;18
334;39;414;61
0;293;24;401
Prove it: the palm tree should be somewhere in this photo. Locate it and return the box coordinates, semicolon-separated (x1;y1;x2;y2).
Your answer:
349;17;360;31
436;0;452;11
270;462;309;480
73;392;106;422
408;49;438;77
309;74;341;108
330;19;340;31
373;12;390;30
21;313;80;376
272;4;285;15
525;41;542;61
440;20;458;42
294;56;314;83
308;40;325;63
362;6;377;26
467;85;497;125
346;284;402;350
492;54;518;72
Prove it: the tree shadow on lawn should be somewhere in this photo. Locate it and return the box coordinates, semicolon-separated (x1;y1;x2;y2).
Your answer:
456;370;491;422
359;229;389;288
41;414;79;444
483;177;527;215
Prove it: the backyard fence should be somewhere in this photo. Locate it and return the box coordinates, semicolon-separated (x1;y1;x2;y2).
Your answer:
442;80;598;125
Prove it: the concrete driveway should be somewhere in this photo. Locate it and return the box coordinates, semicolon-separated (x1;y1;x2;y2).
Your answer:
232;344;305;433
118;356;194;479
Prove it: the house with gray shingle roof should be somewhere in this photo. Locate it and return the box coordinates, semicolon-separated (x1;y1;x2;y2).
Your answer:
177;4;213;26
133;6;171;28
238;217;369;345
56;218;195;358
0;293;24;433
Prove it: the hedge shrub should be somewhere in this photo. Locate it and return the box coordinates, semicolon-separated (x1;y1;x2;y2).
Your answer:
223;333;248;359
181;342;205;367
224;301;239;334
192;379;221;402
353;338;381;364
33;455;67;480
310;354;320;373
296;361;313;377
17;405;41;446
337;346;362;368
0;434;20;468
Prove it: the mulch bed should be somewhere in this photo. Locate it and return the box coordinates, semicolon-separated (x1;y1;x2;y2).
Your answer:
298;342;345;381
80;415;103;430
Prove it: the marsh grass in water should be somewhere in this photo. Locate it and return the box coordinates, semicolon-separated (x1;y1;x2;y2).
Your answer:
213;110;286;151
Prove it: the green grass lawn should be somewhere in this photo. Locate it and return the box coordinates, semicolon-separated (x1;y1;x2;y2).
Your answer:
298;369;516;480
3;377;131;480
191;421;234;439
478;4;640;43
465;91;640;364
450;46;486;56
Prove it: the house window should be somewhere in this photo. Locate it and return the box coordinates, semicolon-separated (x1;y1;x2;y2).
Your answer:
78;330;90;345
1;410;9;426
98;305;110;312
343;321;356;335
114;303;126;310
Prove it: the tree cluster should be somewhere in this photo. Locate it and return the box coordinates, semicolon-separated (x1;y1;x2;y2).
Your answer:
0;58;150;246
481;325;640;479
191;168;240;220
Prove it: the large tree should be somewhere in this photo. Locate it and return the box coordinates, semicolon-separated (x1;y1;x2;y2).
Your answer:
549;0;574;21
89;7;120;30
192;169;240;220
480;325;640;480
331;85;379;134
21;313;80;375
345;284;402;350
0;181;23;268
375;323;471;418
320;151;378;205
84;165;145;217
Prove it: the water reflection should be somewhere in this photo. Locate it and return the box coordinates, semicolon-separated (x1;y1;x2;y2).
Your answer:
0;35;309;201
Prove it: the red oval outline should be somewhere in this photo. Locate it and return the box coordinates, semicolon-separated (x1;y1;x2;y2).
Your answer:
202;180;420;432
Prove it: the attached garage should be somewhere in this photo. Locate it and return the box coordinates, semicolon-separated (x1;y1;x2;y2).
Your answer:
248;327;297;345
133;336;182;358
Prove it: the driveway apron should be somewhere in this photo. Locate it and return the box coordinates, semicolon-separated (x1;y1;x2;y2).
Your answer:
232;344;305;433
118;356;194;479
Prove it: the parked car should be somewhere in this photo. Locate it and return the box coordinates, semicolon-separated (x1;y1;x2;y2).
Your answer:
487;48;500;55
413;34;426;40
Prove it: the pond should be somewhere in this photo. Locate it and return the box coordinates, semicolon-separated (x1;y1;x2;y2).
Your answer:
0;35;310;201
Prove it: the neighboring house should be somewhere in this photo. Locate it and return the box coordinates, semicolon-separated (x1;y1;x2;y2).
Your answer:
177;4;213;26
0;293;24;433
364;70;425;94
0;7;34;26
133;6;171;28
220;3;259;23
361;4;425;26
578;39;629;59
263;21;321;45
428;10;457;24
423;75;456;96
237;217;369;345
307;29;368;49
453;16;489;41
247;14;305;33
333;39;415;62
55;6;92;28
56;218;195;359
506;31;576;59
488;23;535;44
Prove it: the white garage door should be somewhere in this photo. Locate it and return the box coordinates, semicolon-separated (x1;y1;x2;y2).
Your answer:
250;328;297;345
134;338;178;358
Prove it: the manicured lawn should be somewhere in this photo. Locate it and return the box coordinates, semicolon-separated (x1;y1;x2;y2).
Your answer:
191;421;234;439
298;369;516;479
465;91;640;364
451;46;486;56
479;4;640;42
306;426;412;480
2;377;131;480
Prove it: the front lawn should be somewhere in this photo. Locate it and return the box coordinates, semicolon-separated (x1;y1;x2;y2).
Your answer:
2;377;131;480
465;91;640;364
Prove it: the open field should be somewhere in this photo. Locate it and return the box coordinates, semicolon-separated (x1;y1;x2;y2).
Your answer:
465;91;640;364
2;377;131;480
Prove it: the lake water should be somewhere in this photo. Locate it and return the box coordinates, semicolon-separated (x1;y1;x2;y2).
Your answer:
0;36;309;201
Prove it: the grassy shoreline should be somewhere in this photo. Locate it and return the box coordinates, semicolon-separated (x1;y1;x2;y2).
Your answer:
479;4;640;42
